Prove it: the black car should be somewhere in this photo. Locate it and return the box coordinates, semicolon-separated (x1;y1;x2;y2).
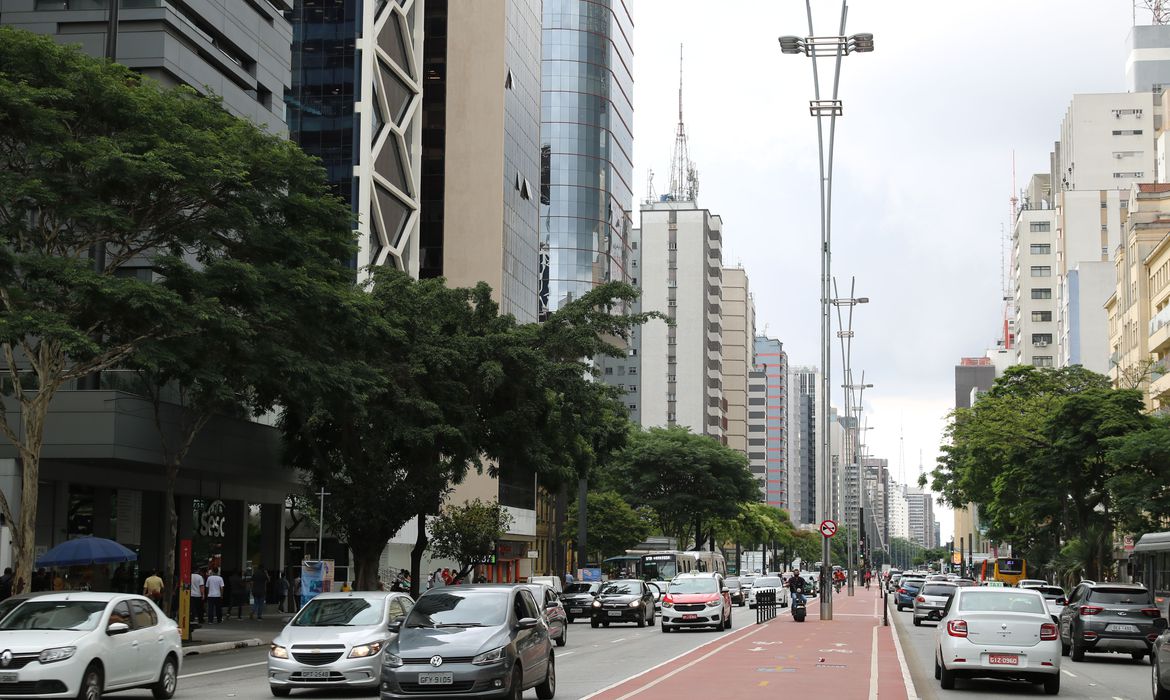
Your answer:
725;577;746;607
589;579;659;628
561;582;600;623
1058;581;1162;662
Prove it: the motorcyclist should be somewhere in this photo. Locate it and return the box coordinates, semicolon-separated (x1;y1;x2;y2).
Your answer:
788;572;808;607
833;567;846;592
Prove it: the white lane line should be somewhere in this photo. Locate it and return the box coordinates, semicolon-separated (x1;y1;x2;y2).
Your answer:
610;638;626;644
868;625;878;700
558;651;576;657
579;618;763;699
1114;696;1126;700
889;612;920;700
1061;669;1077;678
179;661;266;679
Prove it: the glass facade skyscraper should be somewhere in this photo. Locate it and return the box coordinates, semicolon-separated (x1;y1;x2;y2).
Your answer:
539;0;634;317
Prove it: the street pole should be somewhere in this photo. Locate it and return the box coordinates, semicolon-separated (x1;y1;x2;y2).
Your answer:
316;487;330;561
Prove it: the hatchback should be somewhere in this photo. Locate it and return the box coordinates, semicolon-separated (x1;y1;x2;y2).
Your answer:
269;590;413;695
934;587;1060;694
1059;582;1161;662
523;585;567;647
381;584;555;700
660;573;732;632
895;578;927;611
558;582;599;624
913;582;957;626
588;580;657;628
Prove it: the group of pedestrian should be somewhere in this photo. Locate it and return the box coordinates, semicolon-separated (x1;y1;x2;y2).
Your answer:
187;564;288;623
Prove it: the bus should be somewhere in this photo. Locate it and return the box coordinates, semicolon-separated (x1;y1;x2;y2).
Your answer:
1132;531;1170;616
688;550;727;576
978;557;1028;586
601;555;643;578
640;551;697;582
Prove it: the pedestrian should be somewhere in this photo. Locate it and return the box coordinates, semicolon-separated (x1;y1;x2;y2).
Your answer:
190;567;206;624
31;568;48;592
142;569;165;606
277;572;290;613
565;570;575;585
293;572;302;611
228;570;247;620
205;568;224;623
111;564;128;594
441;568;452;585
0;567;13;601
430;569;444;589
250;564;269;620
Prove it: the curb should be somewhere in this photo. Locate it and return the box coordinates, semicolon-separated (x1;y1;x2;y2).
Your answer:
183;638;264;656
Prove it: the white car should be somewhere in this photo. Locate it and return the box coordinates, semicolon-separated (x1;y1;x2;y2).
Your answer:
269;590;413;696
746;575;786;609
934;586;1061;695
0;591;181;699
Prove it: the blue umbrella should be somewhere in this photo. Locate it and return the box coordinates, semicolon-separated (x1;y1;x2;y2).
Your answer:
35;536;138;567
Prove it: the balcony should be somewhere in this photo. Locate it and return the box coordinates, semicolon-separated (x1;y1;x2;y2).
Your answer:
1152;307;1170;353
1152;358;1170;407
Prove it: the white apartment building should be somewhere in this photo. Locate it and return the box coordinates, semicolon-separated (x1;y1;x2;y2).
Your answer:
786;366;819;527
638;201;724;438
888;486;909;541
753;336;788;509
904;487;936;549
1013;175;1060;368
721;267;756;456
746;366;767;498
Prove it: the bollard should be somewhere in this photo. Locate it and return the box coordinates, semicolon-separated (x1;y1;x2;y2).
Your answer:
755;589;777;624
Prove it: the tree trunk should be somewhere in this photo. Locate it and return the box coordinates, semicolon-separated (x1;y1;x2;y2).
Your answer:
351;538;385;591
576;478;587;572
693;516;704;551
13;394;50;595
410;511;428;599
162;460;179;602
554;485;567;578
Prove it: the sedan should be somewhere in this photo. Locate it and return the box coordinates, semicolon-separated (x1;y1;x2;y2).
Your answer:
747;576;786;609
934;587;1061;695
913;582;958;626
524;585;567;647
560;582;599;623
895;578;927;611
725;577;746;606
269;590;413;695
0;592;181;699
589;580;657;628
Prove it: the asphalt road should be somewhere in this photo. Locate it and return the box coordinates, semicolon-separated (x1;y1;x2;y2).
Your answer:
893;600;1153;699
108;609;751;699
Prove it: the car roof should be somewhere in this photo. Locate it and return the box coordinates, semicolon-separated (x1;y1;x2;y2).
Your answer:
1085;581;1146;589
308;590;408;602
673;572;719;578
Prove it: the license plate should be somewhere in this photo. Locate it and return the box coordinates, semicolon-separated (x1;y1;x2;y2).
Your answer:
1107;623;1140;633
607;610;622;617
418;673;453;685
569;608;582;614
301;670;330;679
988;654;1018;666
0;672;15;683
682;614;697;620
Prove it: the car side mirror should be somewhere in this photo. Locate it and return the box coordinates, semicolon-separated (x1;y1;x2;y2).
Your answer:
106;622;130;636
388;618;403;632
516;617;540;630
544;600;558;609
720;586;729;593
1056;598;1067;606
1154;617;1169;631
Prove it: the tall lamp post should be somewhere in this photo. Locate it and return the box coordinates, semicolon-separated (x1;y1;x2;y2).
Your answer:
779;3;873;620
832;277;868;596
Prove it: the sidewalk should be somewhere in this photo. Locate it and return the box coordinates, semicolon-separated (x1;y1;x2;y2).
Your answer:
182;603;292;655
583;587;916;699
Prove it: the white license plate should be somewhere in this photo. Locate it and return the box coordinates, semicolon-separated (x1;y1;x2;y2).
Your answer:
569;608;583;614
988;653;1018;666
0;672;16;683
301;670;330;679
607;610;623;617
1107;623;1140;633
418;672;453;685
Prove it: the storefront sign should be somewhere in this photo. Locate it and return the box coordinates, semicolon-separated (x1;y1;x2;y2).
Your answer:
115;490;142;545
197;500;226;538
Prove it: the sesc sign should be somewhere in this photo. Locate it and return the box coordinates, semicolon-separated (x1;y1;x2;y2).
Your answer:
196;500;226;538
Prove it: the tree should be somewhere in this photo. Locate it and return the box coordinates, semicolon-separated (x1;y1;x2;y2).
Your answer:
565;491;652;564
611;426;759;550
0;28;356;589
429;499;513;582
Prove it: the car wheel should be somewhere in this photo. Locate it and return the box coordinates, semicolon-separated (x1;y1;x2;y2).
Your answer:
637;610;646;628
934;655;941;680
1071;636;1085;662
566;616;574;624
77;663;102;700
724;611;732;629
1133;650;1147;663
939;660;957;690
269;688;291;698
602;621;610;628
508;666;524;700
1042;673;1060;695
535;654;555;700
591;619;599;629
661;624;670;633
896;604;904;611
1153;653;1170;700
913;617;921;627
151;655;178;699
556;626;567;647
1060;637;1070;657
648;611;655;626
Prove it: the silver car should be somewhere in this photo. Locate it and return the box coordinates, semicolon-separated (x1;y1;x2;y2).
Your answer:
381;584;556;700
913;582;957;626
268;591;413;696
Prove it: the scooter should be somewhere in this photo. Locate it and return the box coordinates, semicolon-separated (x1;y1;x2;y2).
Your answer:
791;591;807;622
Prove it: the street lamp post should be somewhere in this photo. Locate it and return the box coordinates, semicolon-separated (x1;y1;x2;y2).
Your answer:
779;2;873;621
832;278;868;597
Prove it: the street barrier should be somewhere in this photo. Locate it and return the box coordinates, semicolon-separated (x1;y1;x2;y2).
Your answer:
755;589;777;623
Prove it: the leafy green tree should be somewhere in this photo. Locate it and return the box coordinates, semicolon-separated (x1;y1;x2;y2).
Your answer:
429;499;513;582
612;426;759;550
0;28;356;589
1105;414;1170;534
565;490;652;564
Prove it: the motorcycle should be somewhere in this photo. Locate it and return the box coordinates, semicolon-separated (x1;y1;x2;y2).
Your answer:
791;591;807;622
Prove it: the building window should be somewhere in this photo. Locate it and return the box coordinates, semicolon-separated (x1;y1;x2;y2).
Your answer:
1033;356;1054;368
1031;288;1052;299
1112;129;1144;135
1032;310;1052;322
627;385;637;393
668;242;678;250
628;367;637;375
604;367;613;375
1029;221;1051;232
1032;333;1053;345
1030;244;1051;255
1030;266;1052;277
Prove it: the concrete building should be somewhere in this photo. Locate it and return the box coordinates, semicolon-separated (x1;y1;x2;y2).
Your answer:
1146;230;1170;412
721;268;755;457
1062;261;1116;372
952;356;997;557
607;225;642;423
638;202;724;439
1127;24;1170;94
862;458;890;551
787;366;819;527
746;366;767;499
887;485;909;541
753;336;788;510
905;487;936;549
1012;175;1059;368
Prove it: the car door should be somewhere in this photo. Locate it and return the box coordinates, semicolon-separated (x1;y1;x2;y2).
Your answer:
516;589;547;681
128;599;164;684
102;600;139;689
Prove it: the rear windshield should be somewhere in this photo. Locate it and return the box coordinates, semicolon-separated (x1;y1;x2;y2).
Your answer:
922;584;957;596
565;583;596;594
900;579;925;589
1088;588;1152;605
1031;586;1065;598
725;579;741;589
959;592;1045;614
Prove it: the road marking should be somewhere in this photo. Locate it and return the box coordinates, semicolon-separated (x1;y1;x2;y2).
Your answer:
868;626;879;700
1114;696;1126;700
610;638;626;643
890;612;920;700
179;661;266;679
558;651;575;657
1062;669;1077;678
758;680;769;687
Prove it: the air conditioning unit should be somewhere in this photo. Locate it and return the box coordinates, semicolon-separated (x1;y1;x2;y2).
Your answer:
1034;341;1048;347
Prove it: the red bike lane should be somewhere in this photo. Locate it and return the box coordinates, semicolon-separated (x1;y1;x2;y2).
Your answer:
581;587;915;699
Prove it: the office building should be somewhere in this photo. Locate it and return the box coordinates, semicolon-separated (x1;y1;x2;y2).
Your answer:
1012;175;1059;368
887;486;909;540
862;458;890;551
787;366;819;526
953;356;997;556
905;487;936;549
753;336;788;510
721;267;755;456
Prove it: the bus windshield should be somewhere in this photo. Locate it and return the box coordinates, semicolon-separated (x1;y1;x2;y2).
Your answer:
997;558;1025;575
643;558;679;580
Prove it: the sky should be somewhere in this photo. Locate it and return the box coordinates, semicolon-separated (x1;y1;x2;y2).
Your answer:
628;1;1142;544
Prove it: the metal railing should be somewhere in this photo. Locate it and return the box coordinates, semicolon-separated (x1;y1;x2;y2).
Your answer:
755;589;778;623
1152;307;1170;337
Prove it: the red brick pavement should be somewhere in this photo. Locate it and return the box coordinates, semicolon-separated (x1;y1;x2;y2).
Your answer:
582;586;915;699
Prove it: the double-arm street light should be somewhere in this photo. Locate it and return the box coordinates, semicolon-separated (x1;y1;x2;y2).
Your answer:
778;1;873;621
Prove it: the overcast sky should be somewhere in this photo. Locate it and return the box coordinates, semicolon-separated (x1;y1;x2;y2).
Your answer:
629;1;1142;543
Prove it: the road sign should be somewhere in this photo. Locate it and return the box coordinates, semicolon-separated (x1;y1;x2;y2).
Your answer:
820;519;838;538
1124;535;1135;552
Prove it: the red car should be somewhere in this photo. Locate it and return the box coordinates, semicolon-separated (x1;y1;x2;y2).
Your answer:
659;572;733;632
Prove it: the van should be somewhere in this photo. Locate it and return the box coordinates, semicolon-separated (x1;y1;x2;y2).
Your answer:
528;575;563;594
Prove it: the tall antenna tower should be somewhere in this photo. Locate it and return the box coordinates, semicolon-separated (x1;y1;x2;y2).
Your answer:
1001;154;1019;350
667;44;699;202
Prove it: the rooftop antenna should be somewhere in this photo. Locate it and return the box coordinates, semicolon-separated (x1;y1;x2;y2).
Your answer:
667;44;699;202
645;169;657;204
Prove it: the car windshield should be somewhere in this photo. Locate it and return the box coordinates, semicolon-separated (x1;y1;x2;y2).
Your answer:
668;578;719;594
901;579;925;589
1089;588;1153;605
565;583;596;594
600;581;640;595
404;590;508;628
292;598;384;627
959;592;1045;614
725;579;741;589
0;600;107;631
755;577;783;588
922;584;957;596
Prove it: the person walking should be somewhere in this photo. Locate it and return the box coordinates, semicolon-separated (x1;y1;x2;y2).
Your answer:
277;572;290;613
293;571;302;611
228;570;247;620
143;569;165;606
250;564;269;620
190;568;206;624
0;567;14;602
205;568;225;623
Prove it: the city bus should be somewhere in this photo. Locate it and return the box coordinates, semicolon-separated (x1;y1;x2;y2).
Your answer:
1132;531;1170;615
640;551;697;582
978;557;1028;586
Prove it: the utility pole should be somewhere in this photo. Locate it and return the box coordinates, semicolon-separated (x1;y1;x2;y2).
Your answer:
315;487;330;561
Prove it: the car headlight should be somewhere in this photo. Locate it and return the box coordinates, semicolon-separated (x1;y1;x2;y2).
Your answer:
628;600;642;608
348;641;385;658
37;647;75;664
270;644;289;659
472;646;505;666
591;600;601;608
706;600;722;608
382;652;403;668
